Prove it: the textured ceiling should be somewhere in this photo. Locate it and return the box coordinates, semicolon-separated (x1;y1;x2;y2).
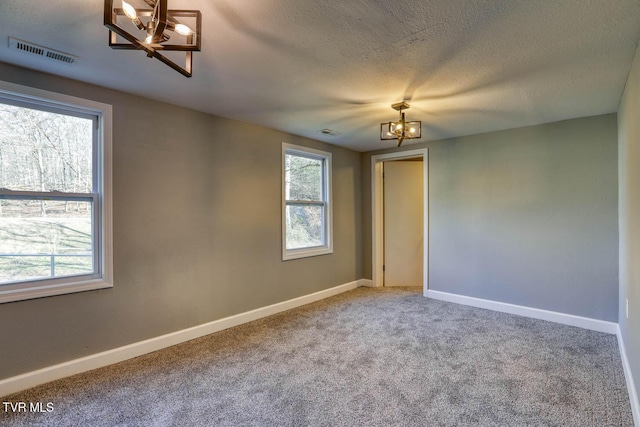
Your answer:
0;0;639;151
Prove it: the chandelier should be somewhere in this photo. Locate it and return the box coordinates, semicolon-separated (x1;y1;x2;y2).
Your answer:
104;0;202;77
380;102;422;147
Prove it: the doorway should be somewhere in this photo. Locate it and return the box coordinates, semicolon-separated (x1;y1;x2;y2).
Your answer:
383;159;424;287
371;148;428;294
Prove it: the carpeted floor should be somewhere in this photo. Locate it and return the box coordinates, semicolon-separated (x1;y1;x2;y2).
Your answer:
1;287;634;426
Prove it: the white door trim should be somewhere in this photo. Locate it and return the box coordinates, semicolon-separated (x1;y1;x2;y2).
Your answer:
371;148;429;294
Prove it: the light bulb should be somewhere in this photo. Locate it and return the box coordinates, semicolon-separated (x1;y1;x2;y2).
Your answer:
121;0;137;20
144;35;153;44
396;123;402;129
409;127;416;133
174;24;193;36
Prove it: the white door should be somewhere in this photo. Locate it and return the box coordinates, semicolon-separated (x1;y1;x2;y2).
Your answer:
383;160;424;287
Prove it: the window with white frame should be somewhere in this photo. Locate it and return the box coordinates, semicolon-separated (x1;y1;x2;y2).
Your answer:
282;143;332;260
0;82;112;303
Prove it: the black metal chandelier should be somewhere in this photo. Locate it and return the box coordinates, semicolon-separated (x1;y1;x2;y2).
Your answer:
104;0;202;77
380;102;422;147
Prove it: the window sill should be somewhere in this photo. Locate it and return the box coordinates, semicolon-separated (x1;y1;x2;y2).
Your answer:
0;278;113;304
283;246;333;261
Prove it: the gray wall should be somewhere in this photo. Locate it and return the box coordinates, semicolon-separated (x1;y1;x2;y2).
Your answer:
618;41;640;402
0;59;624;384
0;63;362;380
362;115;619;321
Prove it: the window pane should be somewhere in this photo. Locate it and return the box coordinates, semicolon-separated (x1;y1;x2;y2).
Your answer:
0;199;93;284
285;153;323;201
0;103;93;193
285;204;324;249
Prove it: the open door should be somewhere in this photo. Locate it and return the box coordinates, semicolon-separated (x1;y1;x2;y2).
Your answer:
383;160;424;287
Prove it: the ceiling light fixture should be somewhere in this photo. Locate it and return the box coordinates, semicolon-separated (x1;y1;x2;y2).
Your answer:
380;102;422;147
104;0;202;77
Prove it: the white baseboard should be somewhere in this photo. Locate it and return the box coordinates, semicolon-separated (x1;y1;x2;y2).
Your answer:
617;327;640;427
0;279;365;398
425;290;618;334
359;279;374;287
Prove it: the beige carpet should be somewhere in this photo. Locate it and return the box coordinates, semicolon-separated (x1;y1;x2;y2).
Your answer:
1;287;634;426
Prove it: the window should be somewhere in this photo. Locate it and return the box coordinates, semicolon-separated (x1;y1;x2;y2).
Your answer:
0;81;112;303
282;143;333;260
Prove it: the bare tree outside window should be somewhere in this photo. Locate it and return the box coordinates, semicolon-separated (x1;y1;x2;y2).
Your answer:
0;103;94;284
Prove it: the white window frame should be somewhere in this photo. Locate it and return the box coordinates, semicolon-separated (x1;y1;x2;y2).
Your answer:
282;143;333;260
0;81;113;304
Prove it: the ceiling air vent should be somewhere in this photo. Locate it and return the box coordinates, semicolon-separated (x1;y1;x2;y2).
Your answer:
9;37;78;64
318;129;341;137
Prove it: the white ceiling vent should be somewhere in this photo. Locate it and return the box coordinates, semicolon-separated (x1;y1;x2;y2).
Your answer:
9;37;78;64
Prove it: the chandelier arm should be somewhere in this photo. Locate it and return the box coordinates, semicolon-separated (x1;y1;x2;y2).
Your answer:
149;0;168;43
133;18;145;30
152;49;193;77
139;0;183;26
105;16;156;56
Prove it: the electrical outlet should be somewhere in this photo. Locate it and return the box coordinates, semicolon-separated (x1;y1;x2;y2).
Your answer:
626;299;629;319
